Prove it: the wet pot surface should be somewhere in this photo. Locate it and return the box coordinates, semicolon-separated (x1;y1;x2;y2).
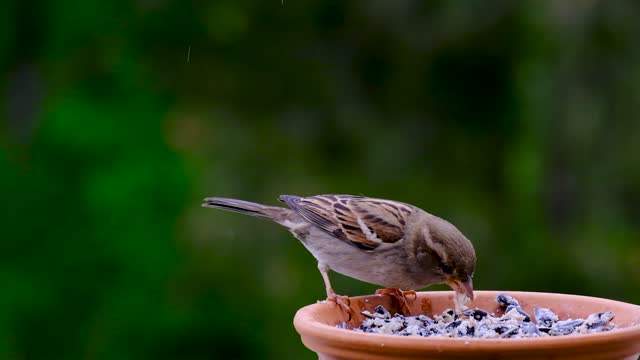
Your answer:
293;291;640;360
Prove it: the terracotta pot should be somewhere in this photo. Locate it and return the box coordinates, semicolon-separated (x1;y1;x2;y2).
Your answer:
293;291;640;360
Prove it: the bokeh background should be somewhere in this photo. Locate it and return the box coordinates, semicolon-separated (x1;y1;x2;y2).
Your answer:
2;0;640;359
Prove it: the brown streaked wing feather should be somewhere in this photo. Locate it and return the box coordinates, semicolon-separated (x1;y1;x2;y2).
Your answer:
280;195;339;235
327;195;380;250
287;195;413;251
350;198;413;243
286;195;374;250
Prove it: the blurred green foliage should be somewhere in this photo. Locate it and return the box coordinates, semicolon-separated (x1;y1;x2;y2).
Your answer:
1;1;640;359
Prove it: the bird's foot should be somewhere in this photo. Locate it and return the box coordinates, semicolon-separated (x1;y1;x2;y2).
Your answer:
375;288;416;315
326;288;352;319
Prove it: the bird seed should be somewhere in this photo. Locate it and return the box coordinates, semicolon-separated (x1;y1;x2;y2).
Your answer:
342;294;616;339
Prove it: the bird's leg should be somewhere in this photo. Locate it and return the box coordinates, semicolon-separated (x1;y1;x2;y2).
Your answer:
318;263;351;313
375;288;417;315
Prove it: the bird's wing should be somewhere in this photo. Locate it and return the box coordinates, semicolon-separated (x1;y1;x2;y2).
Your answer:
280;194;414;250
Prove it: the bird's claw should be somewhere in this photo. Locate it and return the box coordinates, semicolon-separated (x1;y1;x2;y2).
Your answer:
327;289;352;320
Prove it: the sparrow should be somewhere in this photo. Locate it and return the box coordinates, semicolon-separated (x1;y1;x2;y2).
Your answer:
202;194;476;311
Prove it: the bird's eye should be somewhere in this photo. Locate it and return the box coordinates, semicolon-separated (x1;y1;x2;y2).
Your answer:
440;263;453;274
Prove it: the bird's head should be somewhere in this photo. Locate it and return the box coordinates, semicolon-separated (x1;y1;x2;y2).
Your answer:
422;216;476;300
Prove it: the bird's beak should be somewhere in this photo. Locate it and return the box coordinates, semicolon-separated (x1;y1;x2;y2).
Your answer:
447;276;474;301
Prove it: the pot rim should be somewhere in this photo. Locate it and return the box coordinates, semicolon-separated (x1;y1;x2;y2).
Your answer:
294;290;640;352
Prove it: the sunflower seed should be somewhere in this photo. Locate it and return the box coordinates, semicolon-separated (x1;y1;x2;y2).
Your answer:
348;294;616;339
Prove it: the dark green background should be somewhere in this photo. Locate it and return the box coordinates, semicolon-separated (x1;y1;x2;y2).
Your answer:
1;1;639;359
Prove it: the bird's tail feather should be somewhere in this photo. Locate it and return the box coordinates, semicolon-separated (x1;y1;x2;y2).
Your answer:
202;197;287;221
